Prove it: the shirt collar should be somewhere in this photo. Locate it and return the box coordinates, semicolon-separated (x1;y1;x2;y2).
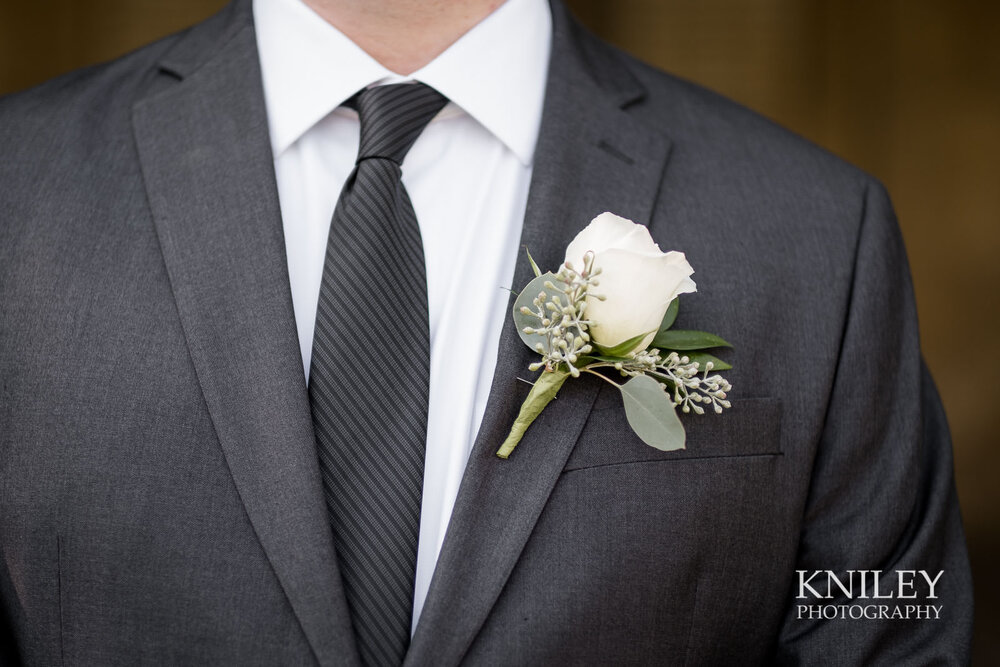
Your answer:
253;0;551;166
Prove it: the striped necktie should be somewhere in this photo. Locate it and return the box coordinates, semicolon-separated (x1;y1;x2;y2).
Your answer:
308;82;448;666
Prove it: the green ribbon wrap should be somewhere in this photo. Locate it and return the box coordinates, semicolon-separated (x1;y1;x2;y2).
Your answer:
495;369;571;459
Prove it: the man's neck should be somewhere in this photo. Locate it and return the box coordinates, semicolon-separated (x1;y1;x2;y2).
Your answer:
301;0;506;75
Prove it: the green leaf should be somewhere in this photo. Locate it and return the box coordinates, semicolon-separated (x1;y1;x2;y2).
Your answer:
652;329;732;351
525;247;542;278
658;298;679;333
680;351;732;372
583;356;626;365
619;374;686;451
512;272;563;353
594;330;655;358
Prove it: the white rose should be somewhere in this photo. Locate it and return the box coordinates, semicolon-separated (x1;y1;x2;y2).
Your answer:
564;212;696;355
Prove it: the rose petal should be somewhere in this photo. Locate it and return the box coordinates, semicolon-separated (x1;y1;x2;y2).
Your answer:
587;248;696;353
564;212;638;270
609;225;661;255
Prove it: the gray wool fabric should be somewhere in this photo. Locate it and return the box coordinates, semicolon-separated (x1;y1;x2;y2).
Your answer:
309;82;448;667
0;0;973;665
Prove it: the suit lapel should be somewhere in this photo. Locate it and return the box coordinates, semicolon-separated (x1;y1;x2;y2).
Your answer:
405;3;673;665
131;7;358;666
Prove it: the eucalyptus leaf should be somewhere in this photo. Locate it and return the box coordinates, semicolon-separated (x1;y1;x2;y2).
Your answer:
652;329;732;351
680;351;732;372
594;330;656;358
657;298;679;333
512;272;563;353
619;374;686;451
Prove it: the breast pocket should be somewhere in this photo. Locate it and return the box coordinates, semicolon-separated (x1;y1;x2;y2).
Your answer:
563;390;783;472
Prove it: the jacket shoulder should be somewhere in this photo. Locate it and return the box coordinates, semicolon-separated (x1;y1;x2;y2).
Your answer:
0;1;245;161
0;31;179;150
579;35;889;281
609;46;873;197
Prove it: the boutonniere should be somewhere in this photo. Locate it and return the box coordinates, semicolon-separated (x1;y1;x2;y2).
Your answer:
497;212;733;459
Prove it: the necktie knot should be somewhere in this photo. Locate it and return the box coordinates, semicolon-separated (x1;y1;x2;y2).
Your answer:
354;83;448;164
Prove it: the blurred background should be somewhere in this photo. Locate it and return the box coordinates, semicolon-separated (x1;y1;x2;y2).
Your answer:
1;0;997;660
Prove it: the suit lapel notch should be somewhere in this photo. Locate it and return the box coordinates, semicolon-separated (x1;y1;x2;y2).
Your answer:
131;20;359;667
405;5;673;665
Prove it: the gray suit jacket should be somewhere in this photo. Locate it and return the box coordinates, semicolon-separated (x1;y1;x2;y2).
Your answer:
0;0;973;664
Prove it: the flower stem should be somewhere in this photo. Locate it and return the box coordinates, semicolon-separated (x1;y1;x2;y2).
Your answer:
581;367;623;388
495;369;571;459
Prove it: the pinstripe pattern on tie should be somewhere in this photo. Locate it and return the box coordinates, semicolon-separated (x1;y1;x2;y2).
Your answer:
308;83;448;667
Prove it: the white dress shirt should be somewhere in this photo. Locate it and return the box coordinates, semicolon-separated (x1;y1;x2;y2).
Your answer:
253;0;552;630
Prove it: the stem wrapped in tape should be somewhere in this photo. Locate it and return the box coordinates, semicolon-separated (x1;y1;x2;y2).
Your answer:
496;369;570;459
